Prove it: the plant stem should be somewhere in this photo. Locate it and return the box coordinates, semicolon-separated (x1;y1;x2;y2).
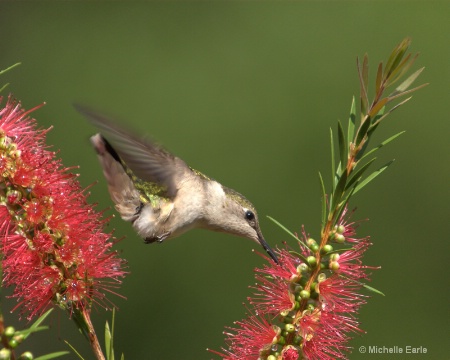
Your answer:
82;308;105;360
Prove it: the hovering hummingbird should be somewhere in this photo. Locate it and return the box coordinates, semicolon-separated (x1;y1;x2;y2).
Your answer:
75;105;278;264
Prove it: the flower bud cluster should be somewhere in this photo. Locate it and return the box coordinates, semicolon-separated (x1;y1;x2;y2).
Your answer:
213;208;375;360
0;326;33;360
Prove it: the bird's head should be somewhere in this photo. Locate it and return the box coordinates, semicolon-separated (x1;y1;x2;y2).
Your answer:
206;186;279;264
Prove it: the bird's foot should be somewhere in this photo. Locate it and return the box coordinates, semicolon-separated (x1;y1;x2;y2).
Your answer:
144;231;171;244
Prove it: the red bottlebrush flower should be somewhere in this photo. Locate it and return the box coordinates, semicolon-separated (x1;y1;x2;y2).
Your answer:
0;96;126;319
332;207;366;244
213;207;378;360
214;313;281;359
256;248;302;282
331;240;378;280
249;274;296;315
316;275;367;313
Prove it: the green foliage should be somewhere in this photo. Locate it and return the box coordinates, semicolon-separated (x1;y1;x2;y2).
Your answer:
34;352;70;360
322;37;427;232
105;309;123;360
0;310;69;359
0;63;21;93
267;215;308;250
269;38;425;302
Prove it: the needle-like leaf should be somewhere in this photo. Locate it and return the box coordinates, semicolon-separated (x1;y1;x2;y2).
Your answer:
345;157;376;191
337;119;346;166
353;160;394;194
347;96;356;142
360;131;405;161
267;215;308;249
34;352;70;360
319;172;327;230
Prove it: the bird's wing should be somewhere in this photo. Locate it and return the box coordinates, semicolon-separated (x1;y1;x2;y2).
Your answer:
75;104;188;197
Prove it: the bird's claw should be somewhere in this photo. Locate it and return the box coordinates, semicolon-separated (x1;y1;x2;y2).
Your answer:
144;231;171;244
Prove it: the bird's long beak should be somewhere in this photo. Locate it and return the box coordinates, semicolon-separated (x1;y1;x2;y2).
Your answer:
257;229;279;264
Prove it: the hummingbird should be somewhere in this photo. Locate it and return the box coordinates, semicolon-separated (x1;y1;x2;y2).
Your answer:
75;105;278;264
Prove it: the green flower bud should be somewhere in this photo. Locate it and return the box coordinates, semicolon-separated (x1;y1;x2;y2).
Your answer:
307;238;317;247
285;323;295;333
8;338;18;349
4;326;15;337
0;348;11;360
13;334;24;345
298;263;309;273
330;253;340;261
307;256;317;267
329;260;340;271
321;244;333;254
335;234;345;243
277;335;286;345
18;352;33;360
299;290;310;299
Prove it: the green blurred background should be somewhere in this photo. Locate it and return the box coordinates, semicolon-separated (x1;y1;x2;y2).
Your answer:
1;2;449;359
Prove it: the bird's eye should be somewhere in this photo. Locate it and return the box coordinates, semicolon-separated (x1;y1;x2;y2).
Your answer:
245;210;255;221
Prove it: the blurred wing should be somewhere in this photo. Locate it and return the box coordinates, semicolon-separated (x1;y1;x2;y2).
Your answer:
75;104;187;197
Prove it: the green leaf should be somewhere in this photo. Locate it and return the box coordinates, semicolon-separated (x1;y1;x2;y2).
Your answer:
337;119;346;166
366;106;386;138
34;352;70;360
347;96;356;142
70;308;90;341
357;57;369;118
16;326;48;337
64;340;85;360
355;116;371;146
105;321;113;360
111;308;117;360
0;62;21;76
392;67;425;94
121;354;125;360
384;38;411;79
362;54;369;96
331;170;347;211
105;309;117;360
22;308;53;340
375;62;383;94
0;83;10;93
368;97;389;118
388;82;428;102
353;160;394;194
318;172;327;230
339;274;385;296
345;158;376;191
335;185;356;224
371;96;412;127
267;215;308;249
288;250;309;264
363;283;386;296
360;131;405;161
330;128;336;188
385;53;417;87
